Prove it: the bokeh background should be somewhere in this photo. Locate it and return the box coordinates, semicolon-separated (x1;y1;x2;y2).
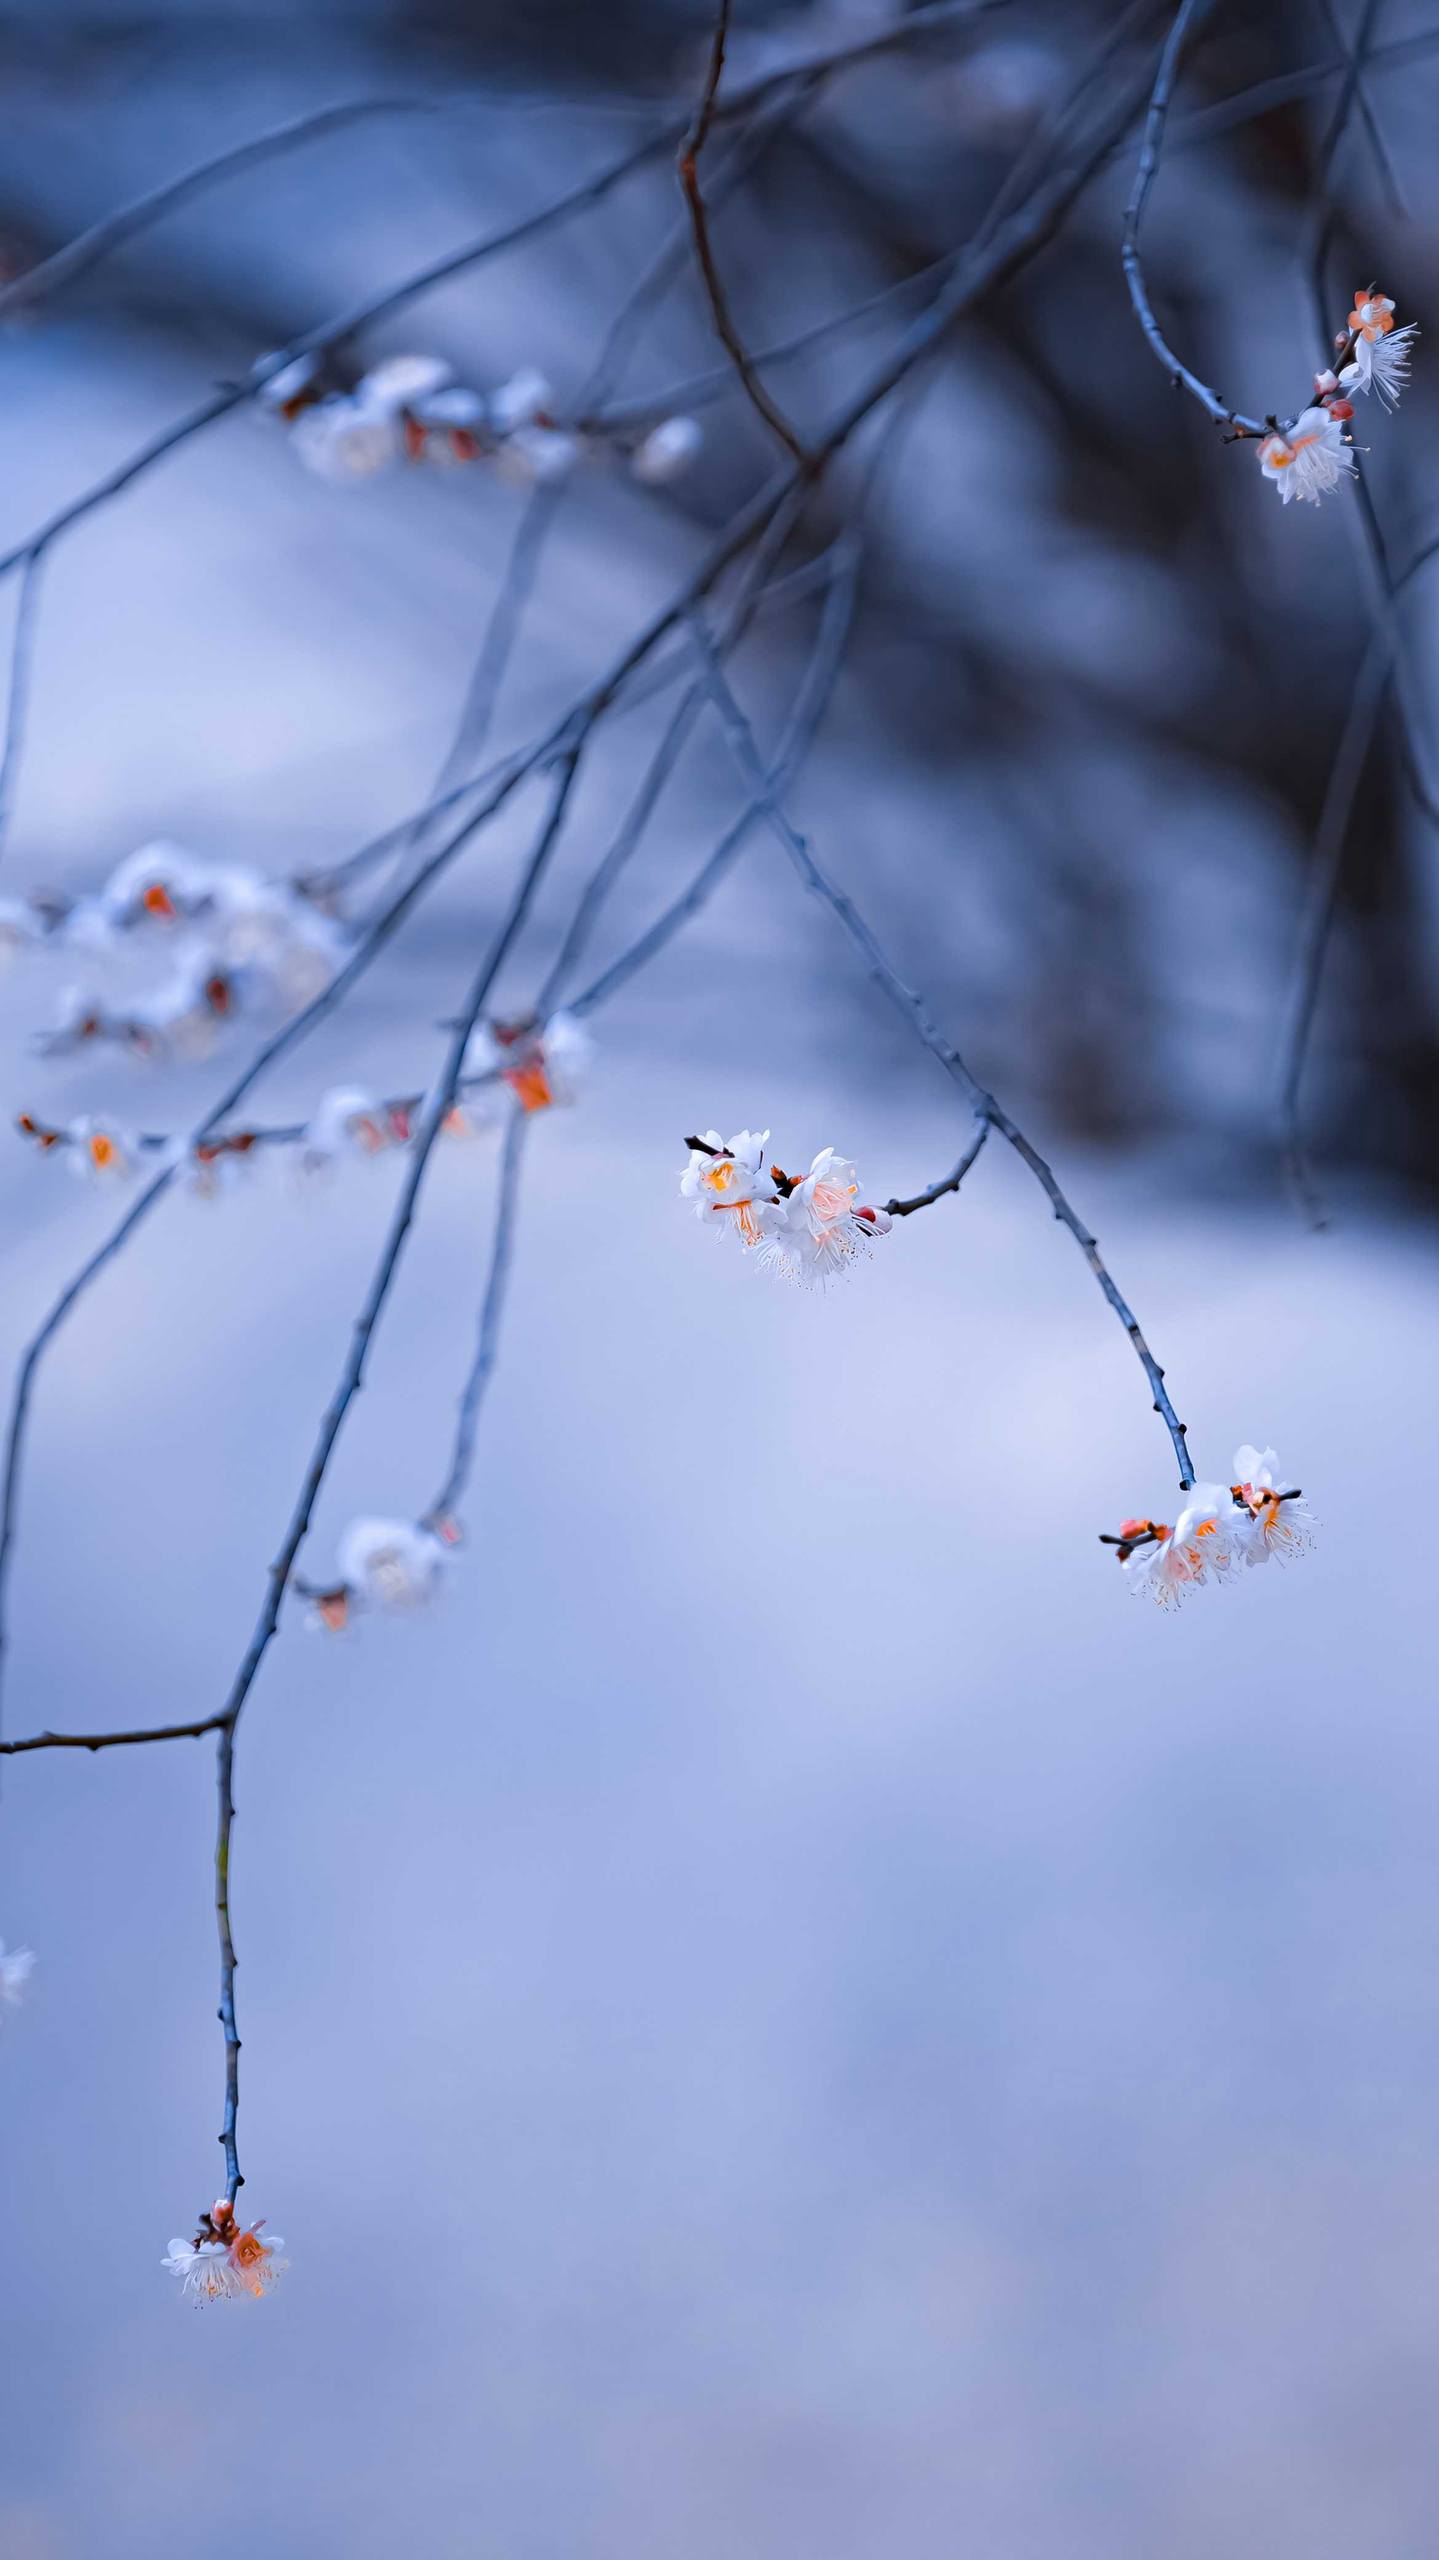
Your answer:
2;3;1437;2553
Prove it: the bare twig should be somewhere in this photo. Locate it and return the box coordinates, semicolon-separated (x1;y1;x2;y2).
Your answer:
883;1119;991;1216
0;551;42;871
679;1;809;462
428;1109;530;1524
1121;0;1271;436
1276;629;1392;1227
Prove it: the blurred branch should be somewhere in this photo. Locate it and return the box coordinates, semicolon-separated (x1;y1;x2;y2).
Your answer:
679;0;808;461
0;549;41;871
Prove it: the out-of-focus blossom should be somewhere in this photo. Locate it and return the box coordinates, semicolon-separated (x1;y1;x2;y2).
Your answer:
0;1940;35;2016
630;417;704;485
164;2200;286;2304
489;368;553;435
335;1516;448;1613
1106;1486;1233;1605
410;385;487;466
291;394;402;482
301;1087;389;1171
1258;407;1354;506
1228;1444;1312;1565
357;353;454;414
499;423;583;486
680;1128;782;1248
469;1010;593;1112
64;1116;139;1182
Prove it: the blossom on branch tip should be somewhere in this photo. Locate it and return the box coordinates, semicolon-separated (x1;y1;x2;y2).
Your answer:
1341;309;1418;411
680;1128;782;1248
757;1149;893;1287
291;395;402;482
499;424;583;486
1228;1444;1312;1565
0;1940;35;2016
163;2200;286;2304
1110;1487;1233;1605
334;1516;448;1614
1258;408;1354;506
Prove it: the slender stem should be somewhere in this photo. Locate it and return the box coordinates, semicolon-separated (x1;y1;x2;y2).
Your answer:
1276;629;1391;1227
0;1715;228;1755
884;1119;990;1215
1121;0;1271;436
679;0;809;462
429;1110;530;1523
0;551;43;871
215;1724;242;2203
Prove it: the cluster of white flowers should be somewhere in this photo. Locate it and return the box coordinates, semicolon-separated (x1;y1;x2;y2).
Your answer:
15;1011;594;1193
163;2198;286;2305
1103;1446;1312;1606
1259;287;1417;505
303;1513;459;1632
5;840;345;1062
258;349;702;493
0;1939;35;2022
680;1128;893;1286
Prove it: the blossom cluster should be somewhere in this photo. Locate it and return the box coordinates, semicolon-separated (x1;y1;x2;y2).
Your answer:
1258;287;1417;505
258;350;703;492
2;839;345;1061
15;1011;593;1193
163;2198;286;2305
1101;1446;1312;1605
301;1512;459;1631
680;1128;893;1285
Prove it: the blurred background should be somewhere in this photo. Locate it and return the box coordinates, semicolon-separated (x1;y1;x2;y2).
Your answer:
1;2;1437;2554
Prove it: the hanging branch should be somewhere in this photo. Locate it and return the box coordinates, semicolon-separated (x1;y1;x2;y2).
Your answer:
685;616;1197;1489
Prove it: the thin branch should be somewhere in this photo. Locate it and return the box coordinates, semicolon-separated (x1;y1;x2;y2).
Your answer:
0;1715;228;1756
679;0;809;462
0;551;43;871
1121;0;1273;436
428;1109;530;1524
215;1726;242;2201
1314;0;1407;215
686;620;1197;1489
1275;630;1391;1226
883;1118;990;1215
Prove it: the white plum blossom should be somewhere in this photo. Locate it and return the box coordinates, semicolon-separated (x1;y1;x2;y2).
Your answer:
470;1009;594;1112
631;416;704;485
0;1940;35;2017
356;353;454;414
489;368;553;435
758;1149;893;1287
1258;406;1354;505
64;1116;139;1182
163;2201;286;2304
300;1086;389;1171
291;393;402;482
680;1128;782;1249
1340;290;1418;410
1228;1444;1312;1566
499;423;583;486
1110;1484;1234;1606
336;1516;448;1613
